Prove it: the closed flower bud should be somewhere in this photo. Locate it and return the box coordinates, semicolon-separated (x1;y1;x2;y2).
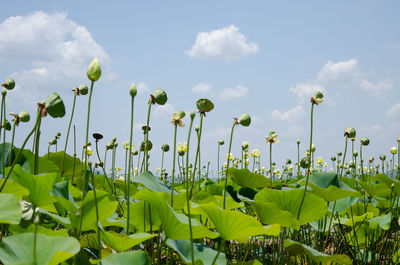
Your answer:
112;136;117;143
242;141;250;150
379;154;386;161
196;98;214;113
3;119;11;131
2;78;15;90
153;89;167;105
161;144;170;152
344;127;356;138
337;152;342;157
190;110;196;119
311;144;316;152
195;125;200;132
1;88;6;96
130;83;137;97
297;139;300;145
397;137;400;144
390;146;397;155
218;140;224;145
353;151;358;157
331;156;336;161
19;111;30;123
78;84;88;95
314;91;324;99
86;59;101;82
239;113;251;127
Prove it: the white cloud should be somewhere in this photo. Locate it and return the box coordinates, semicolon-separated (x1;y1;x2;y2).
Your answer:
359;79;392;95
219;84;248;100
317;59;359;82
137;82;150;94
185;25;259;60
154;103;175;117
271;106;306;122
0;11;109;103
386;102;400;118
204;126;231;140
192;82;212;94
289;83;325;102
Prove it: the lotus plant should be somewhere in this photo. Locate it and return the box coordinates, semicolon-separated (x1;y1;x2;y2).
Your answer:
170;110;185;206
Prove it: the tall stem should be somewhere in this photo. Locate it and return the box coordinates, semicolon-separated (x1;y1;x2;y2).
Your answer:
60;92;77;176
190;113;204;197
297;103;314;220
2;96;6;177
223;122;236;210
171;124;177;207
90;165;101;258
269;143;272;187
127;95;135;234
297;143;300;178
144;101;152;171
217;144;220;181
33;115;42;175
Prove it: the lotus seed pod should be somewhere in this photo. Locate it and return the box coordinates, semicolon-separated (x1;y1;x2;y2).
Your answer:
379;154;386;161
391;146;397;155
50;137;57;145
300;157;310;169
296;139;300;145
369;156;374;162
286;159;292;164
161;144;170;152
87;160;92;167
19;111;30;122
176;110;185;119
353;151;358;157
397;137;400;144
3;119;11;131
86;142;92;147
344;127;356;138
86;59;101;82
311;144;316;152
1;88;6;96
190;110;196;119
360;137;370;146
239;113;251;127
112;136;117;143
43;92;66;118
132;150;138;156
78;84;89;95
314;91;324;99
268;131;278;139
218;140;224;145
140;140;153;151
331;156;336;161
2;78;15;90
153;89;167;105
130;83;137;97
337;152;342;157
242;141;250;150
196;98;214;112
56;132;61;137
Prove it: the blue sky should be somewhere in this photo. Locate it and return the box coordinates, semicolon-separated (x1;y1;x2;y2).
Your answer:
0;1;399;174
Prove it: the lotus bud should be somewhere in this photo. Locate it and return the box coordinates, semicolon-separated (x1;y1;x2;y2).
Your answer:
78;84;88;95
2;78;15;90
196;98;214;113
140;140;153;151
153;89;167;105
397;137;400;144
3;119;11;131
193;125;199;133
391;146;398;155
331;156;336;161
112;136;117;143
85;142;92;147
161;144;170;152
360;137;370;146
190;110;196;119
337;152;342;157
239;113;251;127
50;137;57;145
344;127;356;138
130;83;137;97
349;161;355;168
218;140;224;145
1;88;6;96
286;159;292;164
19;111;30;123
86;59;101;82
87;160;92;167
296;139;300;145
379;154;386;161
132;150;138;156
242;141;250;150
311;144;316;152
353;151;358;157
33;214;40;225
369;156;374;162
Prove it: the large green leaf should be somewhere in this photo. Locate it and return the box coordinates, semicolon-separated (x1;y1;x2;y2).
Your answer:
302;172;361;201
133;171;172;194
127;200;161;233
0;179;28;199
228;168;269;189
166;239;226;265
134;190;218;240
372;174;400;196
284;239;352;265
359;181;391;198
198;202;280;242
45;151;82;179
101;227;155;252
252;188;327;229
8;164;57;207
21;149;59;174
0;193;21;224
368;213;392;230
101;251;150;265
0;233;80;265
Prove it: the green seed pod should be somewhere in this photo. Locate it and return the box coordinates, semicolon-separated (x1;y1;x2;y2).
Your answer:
337;152;342;157
153;89;168;105
107;142;114;150
190;110;196;119
43;92;66;118
286;159;292;164
268;131;278;139
130;83;137;97
176;110;185;119
331;156;336;162
311;144;316;152
242;141;250;150
300;157;310;169
56;132;61;137
314;91;324;99
140;140;153;151
379;154;386;161
50;137;57;145
360;137;370;146
353;151;358;157
78;84;89;95
344;127;356;138
3;119;11;131
2;78;15;90
391;146;397;155
1;88;6;96
369;156;374;162
112;136;117;143
296;139;300;145
86;59;101;82
161;144;170;152
132;150;139;156
239;113;251;127
218;140;224;145
348;161;355;168
19;111;30;123
196;98;214;113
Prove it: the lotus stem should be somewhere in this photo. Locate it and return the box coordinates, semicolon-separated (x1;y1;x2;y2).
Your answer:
223;121;236;210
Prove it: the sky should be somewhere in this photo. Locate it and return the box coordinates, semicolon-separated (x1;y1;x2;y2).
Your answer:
0;1;399;175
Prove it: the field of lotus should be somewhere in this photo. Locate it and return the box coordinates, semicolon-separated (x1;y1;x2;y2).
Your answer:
0;59;399;265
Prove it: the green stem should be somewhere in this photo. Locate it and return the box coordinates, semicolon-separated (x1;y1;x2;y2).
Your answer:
10;120;16;167
223;122;236;210
269;142;272;187
171;124;177;207
127;94;135;234
217;144;220;181
144;101;152;171
90;165;101;259
33;114;42;175
190;113;204;197
60;92;77;176
33;217;38;265
2;96;6;177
